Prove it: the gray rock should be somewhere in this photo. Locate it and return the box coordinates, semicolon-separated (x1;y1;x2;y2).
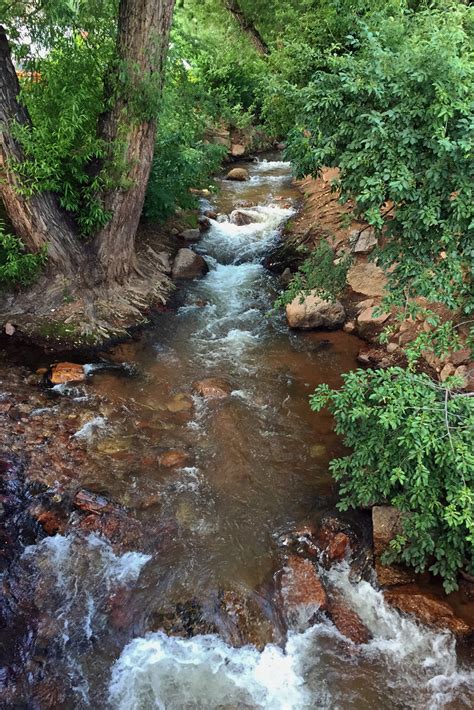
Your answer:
230;210;255;226
172;249;208;279
350;228;378;254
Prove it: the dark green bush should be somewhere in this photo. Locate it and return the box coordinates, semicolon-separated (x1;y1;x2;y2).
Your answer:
311;367;474;592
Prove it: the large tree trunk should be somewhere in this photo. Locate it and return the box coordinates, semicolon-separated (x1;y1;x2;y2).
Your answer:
224;0;269;56
94;0;176;284
0;26;84;273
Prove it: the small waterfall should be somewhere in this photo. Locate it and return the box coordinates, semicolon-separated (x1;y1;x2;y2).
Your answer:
109;563;473;709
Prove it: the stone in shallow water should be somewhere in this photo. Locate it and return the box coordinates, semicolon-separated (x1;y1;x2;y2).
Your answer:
309;443;326;458
158;450;190;468
327;593;372;644
192;378;232;399
49;362;86;384
172;248;208;279
225;167;249;181
166;393;193;412
278;556;328;630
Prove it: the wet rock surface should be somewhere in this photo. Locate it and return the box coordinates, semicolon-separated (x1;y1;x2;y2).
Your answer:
192;377;233;399
278;555;328;628
49;362;86;384
384;588;472;637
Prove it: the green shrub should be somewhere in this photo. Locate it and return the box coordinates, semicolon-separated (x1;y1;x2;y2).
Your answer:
274;240;352;308
311;367;474;592
285;3;474;316
0;222;46;287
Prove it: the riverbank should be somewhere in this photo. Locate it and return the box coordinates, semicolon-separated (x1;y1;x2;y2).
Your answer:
278;169;473;387
276;168;474;632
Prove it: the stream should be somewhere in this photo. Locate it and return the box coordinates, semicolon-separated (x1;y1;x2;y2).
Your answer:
1;158;473;709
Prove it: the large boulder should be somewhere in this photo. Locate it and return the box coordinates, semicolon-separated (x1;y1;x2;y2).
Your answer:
171;249;208;279
286;292;345;330
347;262;387;297
225;167;249;182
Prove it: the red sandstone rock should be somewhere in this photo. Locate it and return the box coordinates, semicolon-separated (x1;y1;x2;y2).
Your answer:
328;594;371;644
74;489;115;514
35;509;66;535
325;532;351;562
279;556;328;628
49;362;86;384
384;589;471;636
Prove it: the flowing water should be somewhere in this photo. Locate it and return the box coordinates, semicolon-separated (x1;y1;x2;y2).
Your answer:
3;158;473;708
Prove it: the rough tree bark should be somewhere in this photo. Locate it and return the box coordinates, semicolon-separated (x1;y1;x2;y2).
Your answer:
0;0;175;287
94;0;176;283
224;0;269;56
0;26;84;273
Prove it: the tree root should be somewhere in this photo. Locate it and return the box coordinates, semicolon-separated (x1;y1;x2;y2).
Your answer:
0;249;174;347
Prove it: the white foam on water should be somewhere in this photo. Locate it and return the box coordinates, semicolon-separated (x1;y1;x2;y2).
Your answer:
23;533;151;587
51;382;85;397
326;563;474;708
200;204;293;264
108;562;474;710
253;159;292;171
21;534;151;704
108;630;314;710
72;415;107;440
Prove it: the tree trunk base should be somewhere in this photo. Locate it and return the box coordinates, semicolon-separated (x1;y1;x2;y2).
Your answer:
0;248;173;348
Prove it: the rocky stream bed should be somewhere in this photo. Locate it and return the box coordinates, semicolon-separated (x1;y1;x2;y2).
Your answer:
0;157;473;709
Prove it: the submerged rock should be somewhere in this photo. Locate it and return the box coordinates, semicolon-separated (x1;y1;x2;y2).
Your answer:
286;292;345;330
49;362;86;385
158;450;191;468
74;489;116;515
172;249;209;279
192;378;232;399
225;167;249;181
